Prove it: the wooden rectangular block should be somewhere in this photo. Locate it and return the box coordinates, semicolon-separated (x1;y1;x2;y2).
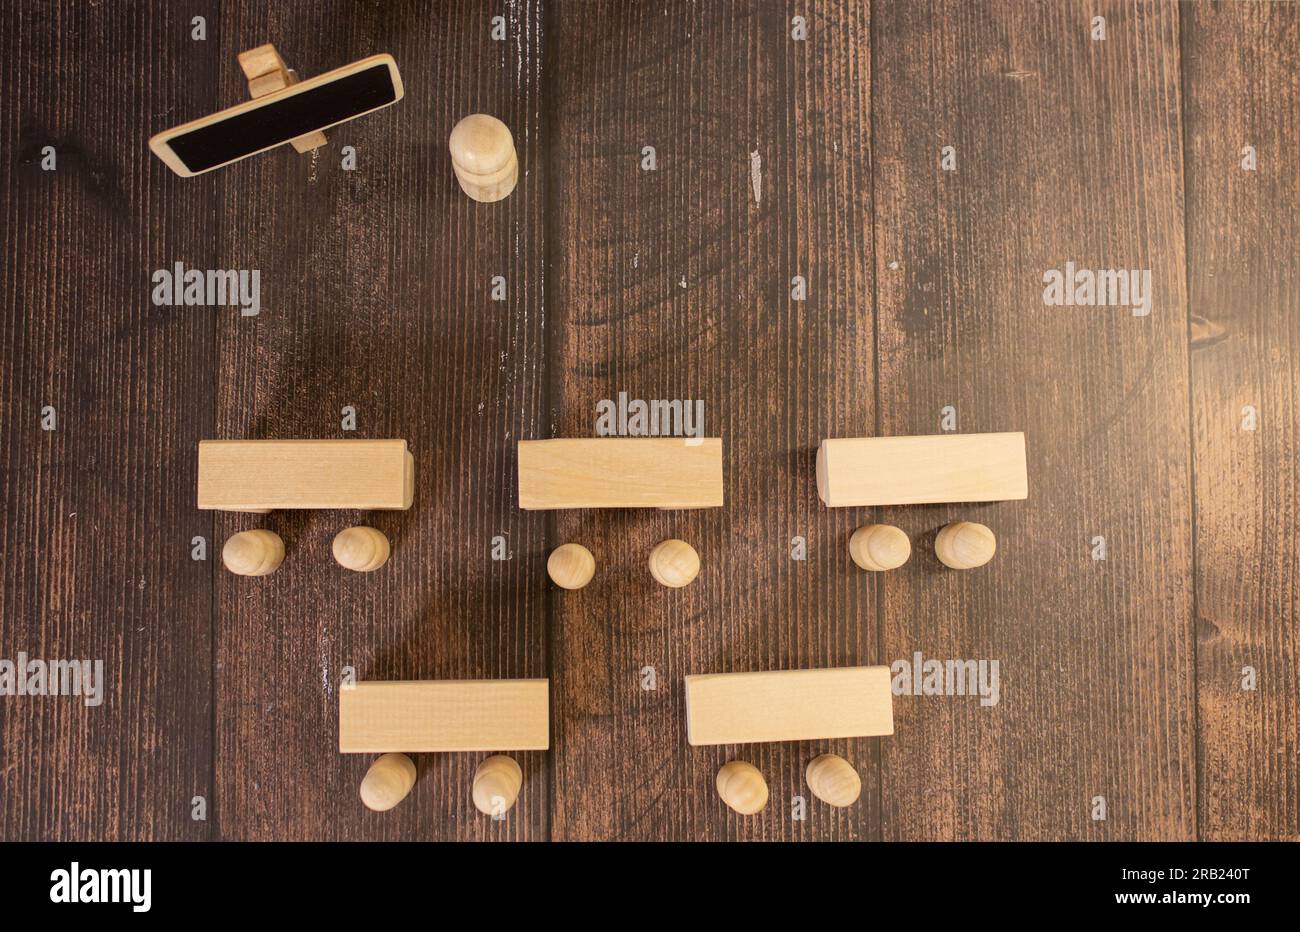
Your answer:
518;438;724;509
197;439;414;512
816;432;1028;506
685;666;894;745
338;679;550;753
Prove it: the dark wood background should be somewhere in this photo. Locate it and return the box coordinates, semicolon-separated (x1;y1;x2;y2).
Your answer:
1;0;1295;841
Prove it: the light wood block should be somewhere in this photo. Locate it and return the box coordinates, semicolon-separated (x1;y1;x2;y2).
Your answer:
220;529;285;576
816;432;1028;507
238;45;327;153
648;538;700;588
547;543;596;589
197;439;414;512
518;438;723;510
935;521;997;569
339;679;550;753
848;524;911;571
685;666;894;746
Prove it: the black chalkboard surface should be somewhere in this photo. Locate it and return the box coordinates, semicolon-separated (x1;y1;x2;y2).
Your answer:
150;55;403;176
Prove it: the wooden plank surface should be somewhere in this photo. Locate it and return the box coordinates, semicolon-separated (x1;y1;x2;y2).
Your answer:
871;0;1196;840
0;1;219;840
197;439;414;511
546;0;880;840
209;0;549;840
816;432;1029;506
1182;2;1300;841
1;0;1297;843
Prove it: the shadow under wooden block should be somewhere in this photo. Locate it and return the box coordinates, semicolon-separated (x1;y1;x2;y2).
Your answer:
197;439;414;512
517;437;724;509
338;679;551;753
816;432;1028;507
684;666;894;746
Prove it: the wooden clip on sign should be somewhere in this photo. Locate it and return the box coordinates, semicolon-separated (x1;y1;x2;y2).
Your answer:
149;45;403;176
517;438;724;509
235;44;328;154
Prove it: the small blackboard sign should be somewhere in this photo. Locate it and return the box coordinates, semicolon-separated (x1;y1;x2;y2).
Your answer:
150;54;403;176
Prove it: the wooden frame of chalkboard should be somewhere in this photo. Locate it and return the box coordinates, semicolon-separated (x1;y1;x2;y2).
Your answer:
149;54;403;177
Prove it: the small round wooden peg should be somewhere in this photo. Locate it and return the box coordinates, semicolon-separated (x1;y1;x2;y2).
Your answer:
648;538;700;588
848;524;911;571
472;755;523;817
935;521;997;569
805;753;862;808
547;543;595;590
359;752;417;812
221;529;284;576
449;113;518;202
716;760;768;815
332;526;390;572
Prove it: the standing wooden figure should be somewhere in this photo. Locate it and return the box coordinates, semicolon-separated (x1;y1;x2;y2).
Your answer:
359;752;417;812
332;526;391;572
935;521;997;569
221;529;285;576
472;755;523;817
449;114;518;202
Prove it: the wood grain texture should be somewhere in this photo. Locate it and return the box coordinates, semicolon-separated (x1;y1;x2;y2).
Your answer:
518;437;724;509
546;0;879;840
1;0;1297;842
816;433;1028;506
339;679;550;753
1182;1;1300;841
871;0;1196;840
0;1;219;840
209;0;549;840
